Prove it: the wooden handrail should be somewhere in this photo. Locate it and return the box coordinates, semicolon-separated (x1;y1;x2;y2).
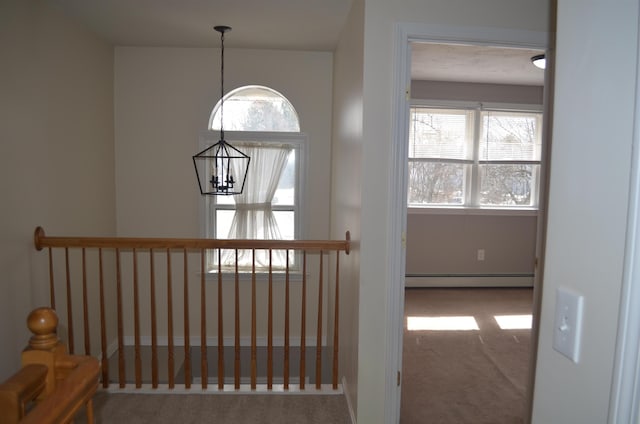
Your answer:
0;365;48;424
34;226;351;392
0;308;100;424
34;226;351;253
20;357;100;424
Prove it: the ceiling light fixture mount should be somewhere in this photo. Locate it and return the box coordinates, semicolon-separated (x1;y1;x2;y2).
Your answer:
531;54;546;70
192;25;250;196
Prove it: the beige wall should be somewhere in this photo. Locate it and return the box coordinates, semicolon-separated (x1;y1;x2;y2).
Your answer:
114;47;333;240
113;47;334;342
406;213;537;277
0;0;115;380
532;0;639;421
412;80;544;104
331;0;365;415
354;0;550;422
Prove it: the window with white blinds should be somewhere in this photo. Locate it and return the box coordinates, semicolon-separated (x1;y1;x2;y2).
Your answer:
408;105;542;209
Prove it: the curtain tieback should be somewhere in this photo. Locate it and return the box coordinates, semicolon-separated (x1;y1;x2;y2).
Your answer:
235;202;272;211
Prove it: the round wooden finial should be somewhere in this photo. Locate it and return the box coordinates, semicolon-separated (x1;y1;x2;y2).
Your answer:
345;230;351;255
34;227;45;251
27;307;59;350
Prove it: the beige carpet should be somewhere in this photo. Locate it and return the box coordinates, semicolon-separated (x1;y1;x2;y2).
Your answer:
78;392;351;424
75;287;529;423
401;287;533;424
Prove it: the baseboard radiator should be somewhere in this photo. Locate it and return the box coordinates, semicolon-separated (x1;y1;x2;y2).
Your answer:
33;226;351;393
405;273;534;288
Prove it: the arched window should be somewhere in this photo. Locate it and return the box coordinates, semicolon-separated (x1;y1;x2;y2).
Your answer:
209;85;300;132
201;85;305;272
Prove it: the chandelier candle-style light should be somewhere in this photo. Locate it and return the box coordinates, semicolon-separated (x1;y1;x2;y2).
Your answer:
193;25;250;195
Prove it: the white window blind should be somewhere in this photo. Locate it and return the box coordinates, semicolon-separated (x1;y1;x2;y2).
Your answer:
408;105;542;209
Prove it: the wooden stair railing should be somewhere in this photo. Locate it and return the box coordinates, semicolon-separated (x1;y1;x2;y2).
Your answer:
33;227;350;392
0;308;100;424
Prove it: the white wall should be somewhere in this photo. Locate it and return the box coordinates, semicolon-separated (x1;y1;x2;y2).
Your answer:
113;48;335;342
531;0;639;421
114;47;333;240
331;0;365;415
0;0;115;380
353;0;550;422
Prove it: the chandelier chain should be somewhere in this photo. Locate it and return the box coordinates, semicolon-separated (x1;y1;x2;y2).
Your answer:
220;30;225;141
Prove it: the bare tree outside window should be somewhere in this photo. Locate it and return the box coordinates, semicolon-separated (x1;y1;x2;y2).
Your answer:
408;106;542;208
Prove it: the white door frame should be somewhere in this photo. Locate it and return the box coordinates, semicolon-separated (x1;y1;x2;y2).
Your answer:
608;12;640;420
388;22;549;423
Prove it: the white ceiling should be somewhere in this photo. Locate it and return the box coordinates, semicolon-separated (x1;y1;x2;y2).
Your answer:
46;0;353;51
411;43;544;86
46;0;545;86
411;43;545;86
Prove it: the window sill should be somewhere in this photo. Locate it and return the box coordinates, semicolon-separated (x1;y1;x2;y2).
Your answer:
203;271;305;283
408;206;538;217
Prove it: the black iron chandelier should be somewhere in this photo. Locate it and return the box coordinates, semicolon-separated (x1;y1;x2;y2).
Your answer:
192;25;250;195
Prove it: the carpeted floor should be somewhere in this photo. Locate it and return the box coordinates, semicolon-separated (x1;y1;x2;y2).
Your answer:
76;287;530;423
400;287;533;424
78;392;352;424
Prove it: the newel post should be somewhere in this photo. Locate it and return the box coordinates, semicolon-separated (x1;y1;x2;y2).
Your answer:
21;308;67;397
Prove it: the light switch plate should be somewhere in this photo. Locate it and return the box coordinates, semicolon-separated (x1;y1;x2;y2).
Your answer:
553;287;584;363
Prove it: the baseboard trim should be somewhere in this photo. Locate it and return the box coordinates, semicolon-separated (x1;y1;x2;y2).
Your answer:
120;336;322;348
342;376;357;424
102;383;343;395
405;274;534;288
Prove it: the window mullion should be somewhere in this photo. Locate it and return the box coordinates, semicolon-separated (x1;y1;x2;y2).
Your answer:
469;108;482;207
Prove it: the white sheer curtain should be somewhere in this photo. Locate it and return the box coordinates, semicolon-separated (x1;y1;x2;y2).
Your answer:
221;143;292;268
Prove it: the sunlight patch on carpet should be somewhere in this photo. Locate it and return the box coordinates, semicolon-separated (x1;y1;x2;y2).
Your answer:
494;314;532;330
407;316;479;331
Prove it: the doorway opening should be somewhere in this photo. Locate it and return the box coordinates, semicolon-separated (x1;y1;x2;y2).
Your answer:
389;28;550;423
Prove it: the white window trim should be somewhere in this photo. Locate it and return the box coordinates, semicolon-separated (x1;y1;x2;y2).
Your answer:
198;130;308;275
408;100;543;212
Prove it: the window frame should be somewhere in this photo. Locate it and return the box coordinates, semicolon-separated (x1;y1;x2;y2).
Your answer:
408;100;543;215
198;130;308;274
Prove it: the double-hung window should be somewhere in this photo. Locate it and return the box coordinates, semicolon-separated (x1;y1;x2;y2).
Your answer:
201;86;305;272
408;103;543;209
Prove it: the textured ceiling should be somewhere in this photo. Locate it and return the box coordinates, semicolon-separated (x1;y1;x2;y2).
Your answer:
46;0;545;86
412;43;545;86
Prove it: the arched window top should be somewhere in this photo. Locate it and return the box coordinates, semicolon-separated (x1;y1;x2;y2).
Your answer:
209;85;300;132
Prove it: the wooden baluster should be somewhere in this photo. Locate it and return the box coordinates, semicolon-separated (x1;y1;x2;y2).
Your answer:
48;247;55;309
64;248;74;354
234;250;240;390
133;248;141;388
316;250;324;389
166;248;175;389
284;251;290;390
332;253;340;389
300;251;307;390
150;249;158;389
116;249;125;388
217;249;224;390
82;248;90;356
183;248;191;389
200;249;208;389
98;248;109;388
267;249;273;390
251;249;257;390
